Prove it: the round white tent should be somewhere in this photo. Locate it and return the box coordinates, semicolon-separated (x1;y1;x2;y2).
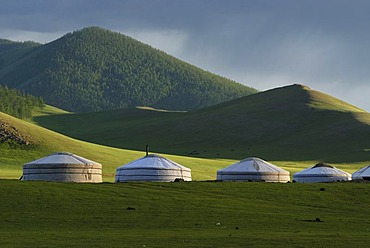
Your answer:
293;163;351;183
115;154;192;182
22;152;102;183
352;165;370;180
216;157;290;182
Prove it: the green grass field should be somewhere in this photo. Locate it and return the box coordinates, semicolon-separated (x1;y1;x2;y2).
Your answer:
1;180;370;247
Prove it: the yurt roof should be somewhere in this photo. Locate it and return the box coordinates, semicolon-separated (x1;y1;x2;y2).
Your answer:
294;163;350;176
352;165;370;179
24;152;101;166
217;157;289;174
117;154;190;171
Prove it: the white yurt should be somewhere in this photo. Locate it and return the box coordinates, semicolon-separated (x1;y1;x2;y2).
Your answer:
115;154;192;182
22;152;102;183
293;163;351;183
216;157;290;182
352;165;370;180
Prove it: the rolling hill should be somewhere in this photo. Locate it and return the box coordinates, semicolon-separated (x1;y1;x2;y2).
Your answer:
32;84;370;168
0;110;235;181
0;27;257;112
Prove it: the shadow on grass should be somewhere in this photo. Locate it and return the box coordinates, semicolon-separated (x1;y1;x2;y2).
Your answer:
33;106;370;165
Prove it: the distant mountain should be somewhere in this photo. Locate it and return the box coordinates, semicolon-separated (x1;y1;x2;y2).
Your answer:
0;39;41;69
33;84;370;164
0;39;40;53
0;27;257;112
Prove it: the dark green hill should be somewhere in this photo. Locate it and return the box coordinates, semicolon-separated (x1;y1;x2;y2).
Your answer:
0;27;257;112
33;84;370;164
0;39;41;69
0;39;40;53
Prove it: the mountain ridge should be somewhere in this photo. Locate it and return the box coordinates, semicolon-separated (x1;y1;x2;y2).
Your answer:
0;26;257;112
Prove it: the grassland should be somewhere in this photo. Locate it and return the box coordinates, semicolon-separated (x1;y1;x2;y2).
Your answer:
1;85;370;247
1;180;370;247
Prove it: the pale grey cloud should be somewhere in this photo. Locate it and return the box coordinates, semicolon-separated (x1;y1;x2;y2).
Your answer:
123;29;189;56
0;0;369;111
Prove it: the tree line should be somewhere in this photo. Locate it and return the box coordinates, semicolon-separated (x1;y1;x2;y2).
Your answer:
0;85;45;118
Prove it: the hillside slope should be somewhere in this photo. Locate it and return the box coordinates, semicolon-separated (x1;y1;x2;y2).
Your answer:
33;84;370;165
0;111;233;181
0;39;40;52
0;39;41;69
0;27;257;112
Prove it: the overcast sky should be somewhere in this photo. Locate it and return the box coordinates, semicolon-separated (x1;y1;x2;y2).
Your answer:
1;0;369;111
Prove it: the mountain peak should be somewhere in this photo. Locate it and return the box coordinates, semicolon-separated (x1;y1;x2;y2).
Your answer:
0;27;257;112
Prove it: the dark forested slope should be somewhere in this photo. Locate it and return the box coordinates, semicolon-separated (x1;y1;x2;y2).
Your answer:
0;39;41;69
0;27;257;112
0;85;44;119
0;39;40;53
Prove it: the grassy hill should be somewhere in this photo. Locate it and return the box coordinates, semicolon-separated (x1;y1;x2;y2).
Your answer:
0;27;257;112
1;180;370;247
32;84;370;171
0;111;235;181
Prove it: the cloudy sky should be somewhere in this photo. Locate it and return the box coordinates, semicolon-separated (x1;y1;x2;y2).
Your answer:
1;0;369;111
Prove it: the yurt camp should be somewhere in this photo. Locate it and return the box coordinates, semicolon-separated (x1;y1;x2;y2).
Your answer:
22;152;102;183
216;157;290;182
293;163;351;183
352;165;370;180
115;154;192;182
